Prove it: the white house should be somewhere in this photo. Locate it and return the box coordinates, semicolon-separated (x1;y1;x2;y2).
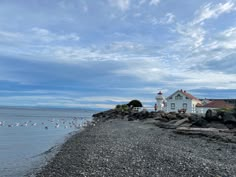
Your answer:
165;89;202;113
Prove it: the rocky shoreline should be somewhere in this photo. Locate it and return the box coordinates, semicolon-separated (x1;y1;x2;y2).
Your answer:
34;109;236;177
93;108;236;143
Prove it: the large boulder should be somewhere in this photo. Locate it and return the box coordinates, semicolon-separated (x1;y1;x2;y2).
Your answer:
223;112;236;123
166;113;177;120
188;113;203;122
157;110;165;114
205;109;224;121
191;118;209;128
189;114;208;128
205;109;218;121
149;111;160;118
223;113;236;129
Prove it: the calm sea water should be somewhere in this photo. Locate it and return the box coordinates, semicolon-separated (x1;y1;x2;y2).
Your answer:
0;106;97;177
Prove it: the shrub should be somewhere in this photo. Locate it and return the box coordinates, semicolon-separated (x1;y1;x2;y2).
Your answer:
115;104;129;111
121;104;129;111
116;105;121;109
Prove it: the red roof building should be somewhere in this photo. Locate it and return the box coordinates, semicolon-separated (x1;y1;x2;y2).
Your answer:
198;100;234;109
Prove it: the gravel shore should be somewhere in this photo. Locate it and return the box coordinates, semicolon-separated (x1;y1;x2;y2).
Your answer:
35;119;236;177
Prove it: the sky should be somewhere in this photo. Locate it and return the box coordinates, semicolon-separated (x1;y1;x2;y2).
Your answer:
0;0;236;109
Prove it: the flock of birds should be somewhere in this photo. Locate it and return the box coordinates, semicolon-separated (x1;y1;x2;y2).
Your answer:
0;117;92;130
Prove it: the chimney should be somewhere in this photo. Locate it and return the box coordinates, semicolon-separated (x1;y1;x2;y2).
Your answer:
184;90;186;93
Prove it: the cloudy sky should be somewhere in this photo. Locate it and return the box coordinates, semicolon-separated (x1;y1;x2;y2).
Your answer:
0;0;236;109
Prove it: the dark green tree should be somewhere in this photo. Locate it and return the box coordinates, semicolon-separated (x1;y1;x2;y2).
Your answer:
127;100;143;107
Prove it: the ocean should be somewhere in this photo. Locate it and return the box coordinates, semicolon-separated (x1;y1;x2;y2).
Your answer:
0;106;97;177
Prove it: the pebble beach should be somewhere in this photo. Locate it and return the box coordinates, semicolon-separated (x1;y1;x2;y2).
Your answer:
35;118;236;177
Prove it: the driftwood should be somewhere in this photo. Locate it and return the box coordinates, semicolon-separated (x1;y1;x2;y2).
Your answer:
173;118;189;127
175;127;236;143
176;127;223;133
154;118;189;129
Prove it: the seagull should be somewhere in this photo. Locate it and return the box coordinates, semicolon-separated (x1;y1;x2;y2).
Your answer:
32;123;37;126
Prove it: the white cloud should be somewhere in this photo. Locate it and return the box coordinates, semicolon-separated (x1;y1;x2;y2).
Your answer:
31;27;80;42
169;1;236;72
0;28;80;44
193;1;236;25
114;58;236;89
175;23;206;48
0;30;24;43
159;13;175;24
172;1;236;52
83;5;88;12
139;0;147;5
199;26;236;51
0;31;22;39
219;27;236;49
149;0;160;6
109;41;144;51
109;0;130;11
149;16;158;25
222;26;236;44
149;13;175;25
176;71;236;89
222;27;236;37
113;59;170;82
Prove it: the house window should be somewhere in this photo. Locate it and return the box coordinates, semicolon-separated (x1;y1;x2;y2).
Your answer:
175;94;183;100
192;104;195;113
183;103;187;109
186;97;189;99
171;103;175;110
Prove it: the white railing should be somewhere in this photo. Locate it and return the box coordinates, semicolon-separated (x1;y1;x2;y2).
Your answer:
133;107;154;112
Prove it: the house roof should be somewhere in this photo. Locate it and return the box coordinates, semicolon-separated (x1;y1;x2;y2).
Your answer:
181;90;200;101
167;89;200;101
199;100;234;109
196;103;202;107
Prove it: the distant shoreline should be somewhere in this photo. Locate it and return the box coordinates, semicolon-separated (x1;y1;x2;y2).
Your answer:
0;105;100;112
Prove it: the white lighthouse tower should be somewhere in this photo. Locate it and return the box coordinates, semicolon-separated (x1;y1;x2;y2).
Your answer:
155;91;167;112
